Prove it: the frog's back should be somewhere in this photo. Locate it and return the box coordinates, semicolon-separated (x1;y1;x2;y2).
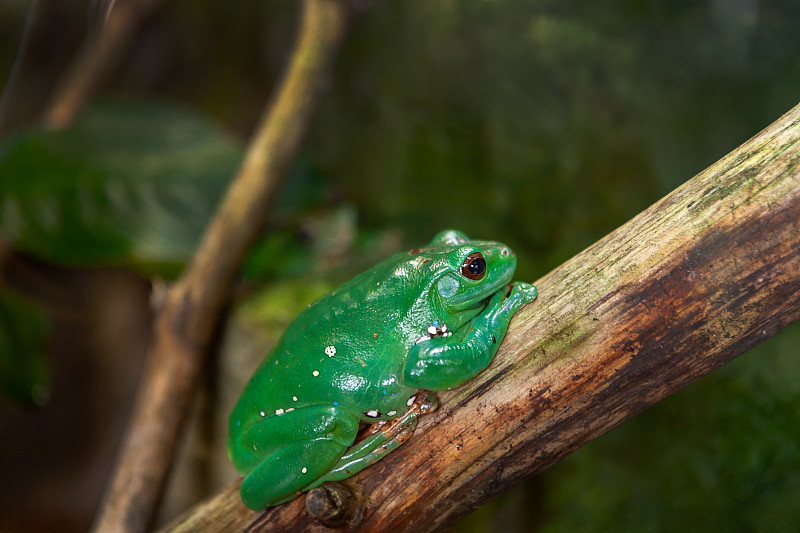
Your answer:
230;258;429;435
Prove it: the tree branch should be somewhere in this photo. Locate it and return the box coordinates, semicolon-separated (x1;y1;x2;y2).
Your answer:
90;2;352;532
161;101;800;532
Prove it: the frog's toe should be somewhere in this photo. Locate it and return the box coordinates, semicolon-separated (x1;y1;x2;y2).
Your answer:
414;390;439;414
512;282;538;303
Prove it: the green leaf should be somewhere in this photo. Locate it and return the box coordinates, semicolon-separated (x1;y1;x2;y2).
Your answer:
0;288;49;405
0;99;243;276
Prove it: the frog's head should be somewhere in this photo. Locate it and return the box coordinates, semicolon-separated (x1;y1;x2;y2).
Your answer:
425;230;517;312
369;229;520;335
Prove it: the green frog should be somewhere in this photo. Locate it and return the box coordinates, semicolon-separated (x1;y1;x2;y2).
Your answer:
227;229;537;509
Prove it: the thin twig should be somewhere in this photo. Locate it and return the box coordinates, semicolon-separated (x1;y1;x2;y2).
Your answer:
41;0;167;131
0;0;41;136
90;1;352;532
161;102;800;532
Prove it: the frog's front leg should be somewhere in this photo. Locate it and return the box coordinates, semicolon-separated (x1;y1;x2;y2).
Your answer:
238;405;359;509
307;391;438;489
404;282;537;390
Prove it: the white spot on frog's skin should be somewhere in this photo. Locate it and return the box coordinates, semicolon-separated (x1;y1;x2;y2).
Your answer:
325;345;337;357
388;410;397;416
302;467;308;474
312;370;320;377
365;409;381;418
285;408;295;413
275;408;285;416
292;396;298;402
407;395;416;407
415;322;451;344
259;411;266;417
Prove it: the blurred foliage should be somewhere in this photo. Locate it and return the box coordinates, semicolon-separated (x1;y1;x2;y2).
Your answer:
237;277;334;334
0;288;49;405
307;0;800;279
0;0;799;531
0;98;242;402
0;99;242;275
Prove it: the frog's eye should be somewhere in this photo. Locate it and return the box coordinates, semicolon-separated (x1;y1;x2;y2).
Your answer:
461;252;487;280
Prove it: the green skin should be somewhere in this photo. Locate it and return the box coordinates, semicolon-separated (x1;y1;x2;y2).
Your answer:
227;230;538;510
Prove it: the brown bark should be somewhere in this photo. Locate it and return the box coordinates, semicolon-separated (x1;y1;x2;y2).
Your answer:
90;2;352;532
162;101;800;532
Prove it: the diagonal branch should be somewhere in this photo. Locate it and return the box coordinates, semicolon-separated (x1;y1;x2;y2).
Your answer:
162;101;800;532
90;2;352;532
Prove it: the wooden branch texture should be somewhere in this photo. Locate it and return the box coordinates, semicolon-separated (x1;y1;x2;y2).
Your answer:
91;1;351;532
163;102;800;532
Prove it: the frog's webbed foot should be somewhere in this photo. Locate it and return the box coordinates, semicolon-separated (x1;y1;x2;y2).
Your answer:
482;281;537;324
501;281;538;312
306;391;438;489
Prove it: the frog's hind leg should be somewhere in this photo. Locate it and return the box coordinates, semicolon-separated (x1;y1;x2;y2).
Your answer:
239;406;359;509
308;391;438;489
